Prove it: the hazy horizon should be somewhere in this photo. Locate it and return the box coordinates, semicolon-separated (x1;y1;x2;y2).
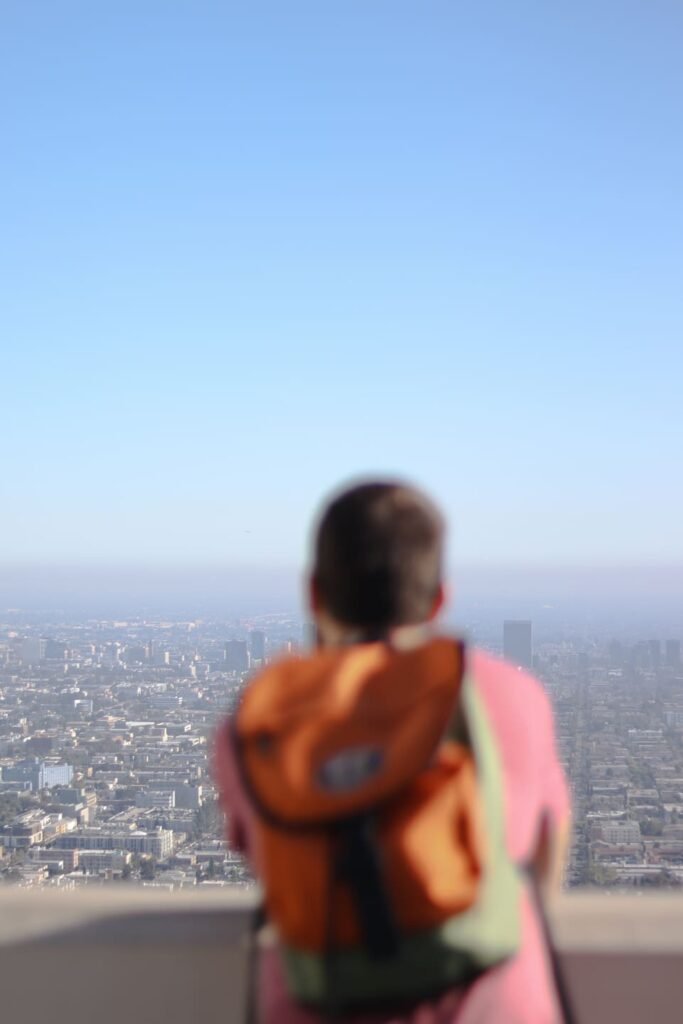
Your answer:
2;563;682;633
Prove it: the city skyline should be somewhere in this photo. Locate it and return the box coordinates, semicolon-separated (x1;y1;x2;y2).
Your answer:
1;564;682;636
2;606;683;891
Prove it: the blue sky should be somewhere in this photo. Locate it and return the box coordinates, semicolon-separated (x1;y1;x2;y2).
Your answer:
1;1;682;568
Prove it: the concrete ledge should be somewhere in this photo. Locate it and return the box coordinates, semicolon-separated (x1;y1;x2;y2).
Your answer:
0;886;258;946
549;894;683;1023
0;888;258;1024
550;892;683;952
0;890;682;1022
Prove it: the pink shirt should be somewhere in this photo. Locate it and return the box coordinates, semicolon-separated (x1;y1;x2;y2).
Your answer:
215;648;570;1024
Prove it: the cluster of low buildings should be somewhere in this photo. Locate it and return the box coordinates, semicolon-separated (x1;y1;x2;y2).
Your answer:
544;637;683;887
1;614;682;891
0;615;306;888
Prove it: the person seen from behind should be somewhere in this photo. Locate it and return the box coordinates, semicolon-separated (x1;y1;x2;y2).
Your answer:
215;481;571;1023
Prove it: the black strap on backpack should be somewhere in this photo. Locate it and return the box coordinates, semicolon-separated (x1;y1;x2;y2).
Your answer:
319;812;401;1021
527;870;578;1024
334;812;400;960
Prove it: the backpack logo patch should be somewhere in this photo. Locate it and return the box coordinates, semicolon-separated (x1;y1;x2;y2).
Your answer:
317;747;384;792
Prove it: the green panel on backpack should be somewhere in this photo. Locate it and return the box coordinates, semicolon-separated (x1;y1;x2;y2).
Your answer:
281;675;522;1011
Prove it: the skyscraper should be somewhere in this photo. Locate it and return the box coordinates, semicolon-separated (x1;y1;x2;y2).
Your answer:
666;639;681;669
21;637;47;666
249;630;267;663
608;639;624;667
503;620;533;670
44;638;67;661
224;640;249;673
649;639;661;671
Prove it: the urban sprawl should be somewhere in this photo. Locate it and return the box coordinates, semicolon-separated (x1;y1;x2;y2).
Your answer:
0;616;682;891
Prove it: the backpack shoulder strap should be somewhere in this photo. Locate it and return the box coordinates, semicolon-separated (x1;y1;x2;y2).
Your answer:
443;642;473;747
456;652;576;1024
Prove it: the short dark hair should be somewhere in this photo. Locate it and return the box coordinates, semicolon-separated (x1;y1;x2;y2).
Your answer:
312;481;444;632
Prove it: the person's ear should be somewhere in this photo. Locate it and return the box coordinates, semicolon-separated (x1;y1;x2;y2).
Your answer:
309;574;322;614
428;582;447;621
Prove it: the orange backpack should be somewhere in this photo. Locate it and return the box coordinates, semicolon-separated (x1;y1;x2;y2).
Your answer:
231;637;521;1012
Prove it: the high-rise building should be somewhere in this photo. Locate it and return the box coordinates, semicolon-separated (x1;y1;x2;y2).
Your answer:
224;640;249;673
3;759;73;791
124;645;147;664
21;637;47;666
666;639;681;668
503;620;533;670
608;639;623;667
38;762;74;789
44;638;67;661
103;643;121;667
632;641;649;670
249;630;267;663
649;639;661;670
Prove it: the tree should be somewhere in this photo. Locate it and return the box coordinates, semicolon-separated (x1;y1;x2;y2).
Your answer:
140;857;156;881
589;863;617;886
641;870;682;888
0;793;34;827
0;794;21;827
193;798;222;838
